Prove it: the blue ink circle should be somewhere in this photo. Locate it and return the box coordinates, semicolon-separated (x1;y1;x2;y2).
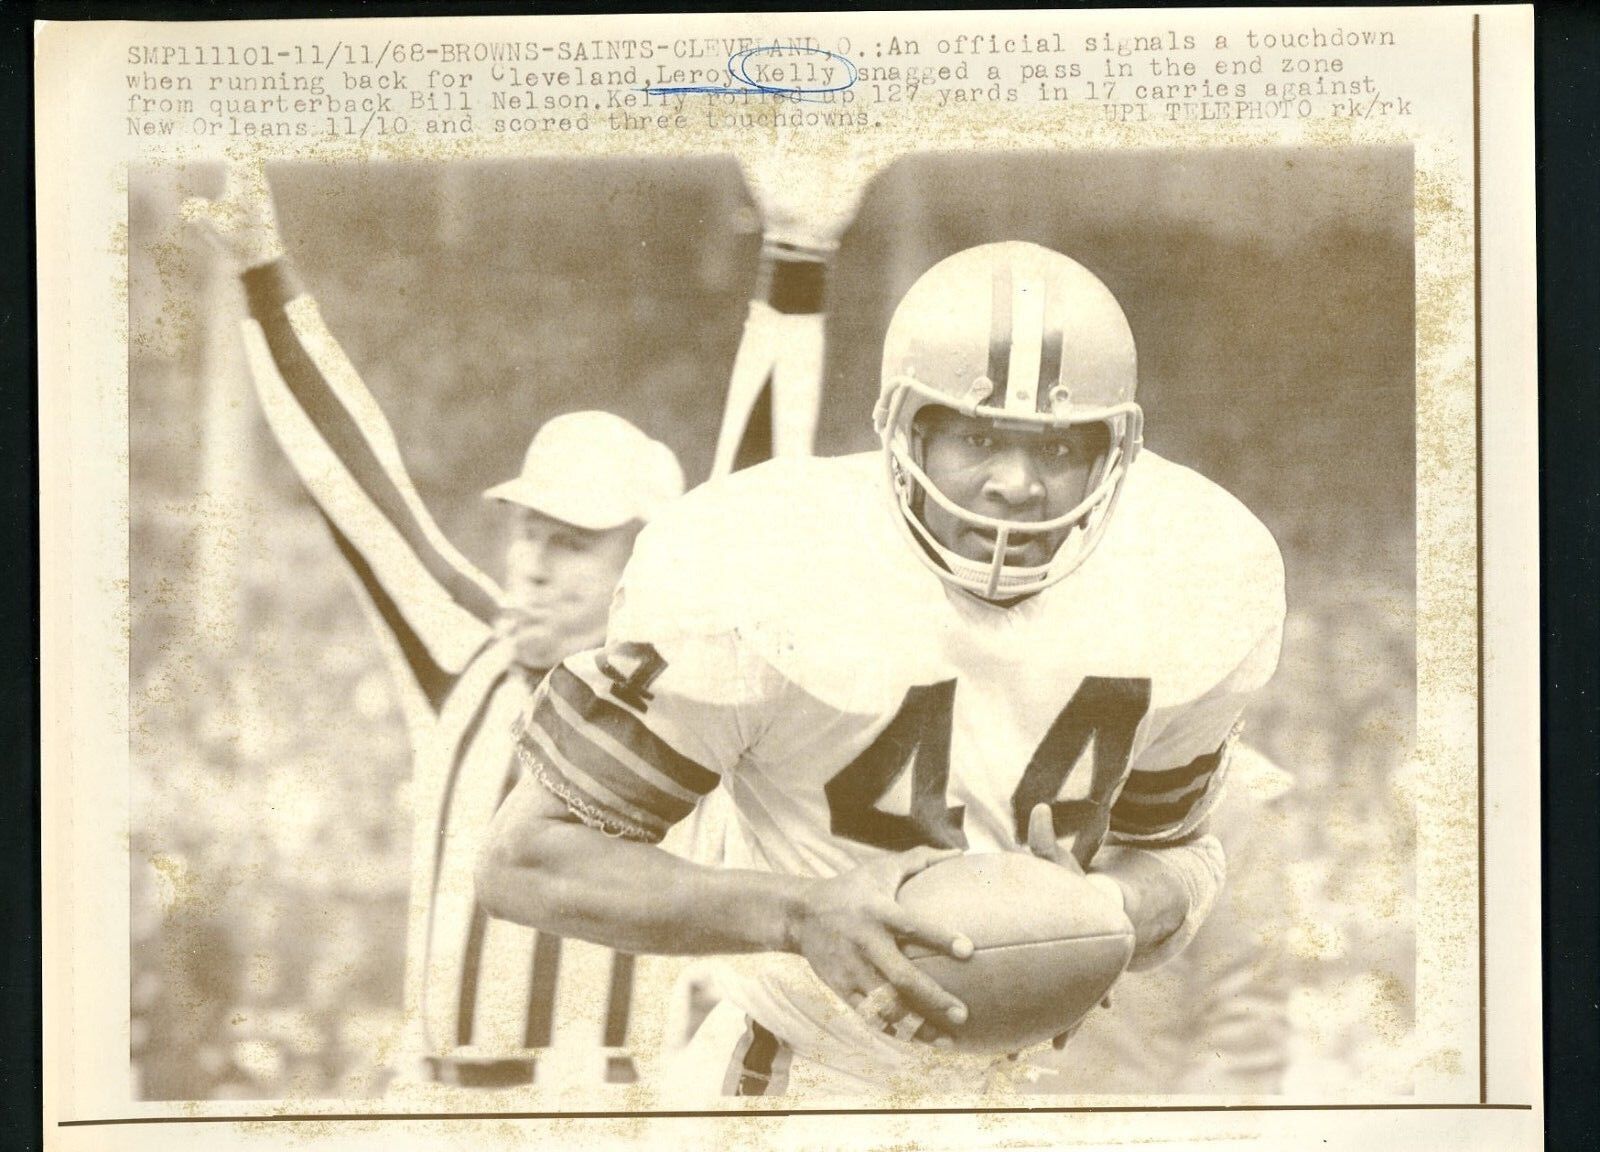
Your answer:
728;46;858;96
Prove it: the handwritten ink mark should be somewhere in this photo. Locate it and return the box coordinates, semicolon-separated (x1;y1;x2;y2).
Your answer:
643;45;857;101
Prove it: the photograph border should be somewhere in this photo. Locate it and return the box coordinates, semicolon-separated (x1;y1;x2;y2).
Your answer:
31;4;1548;1140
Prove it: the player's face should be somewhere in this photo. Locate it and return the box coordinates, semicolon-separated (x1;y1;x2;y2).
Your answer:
501;509;640;670
915;409;1110;570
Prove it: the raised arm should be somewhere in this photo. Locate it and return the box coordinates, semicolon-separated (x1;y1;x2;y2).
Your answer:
184;163;502;702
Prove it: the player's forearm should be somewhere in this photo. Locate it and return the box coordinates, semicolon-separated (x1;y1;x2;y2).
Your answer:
1092;834;1226;970
1091;850;1187;961
477;781;805;957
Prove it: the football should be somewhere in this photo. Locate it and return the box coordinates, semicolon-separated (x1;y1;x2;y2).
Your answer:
895;851;1135;1054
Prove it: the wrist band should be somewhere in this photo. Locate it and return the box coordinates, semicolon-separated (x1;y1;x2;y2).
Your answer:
757;242;828;315
240;257;304;317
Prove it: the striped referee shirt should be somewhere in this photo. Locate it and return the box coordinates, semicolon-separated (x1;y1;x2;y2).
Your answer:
238;258;636;1084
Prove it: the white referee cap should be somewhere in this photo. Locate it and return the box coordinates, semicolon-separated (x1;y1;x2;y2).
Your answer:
483;411;685;530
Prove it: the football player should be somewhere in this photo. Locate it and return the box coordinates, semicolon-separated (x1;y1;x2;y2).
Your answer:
479;242;1286;1095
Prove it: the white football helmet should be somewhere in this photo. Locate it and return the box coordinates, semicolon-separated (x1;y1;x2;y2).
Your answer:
873;242;1143;600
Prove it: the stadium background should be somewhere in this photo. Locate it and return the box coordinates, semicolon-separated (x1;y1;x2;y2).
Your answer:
128;148;1415;1099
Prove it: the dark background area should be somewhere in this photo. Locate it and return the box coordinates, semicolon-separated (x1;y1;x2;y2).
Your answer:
128;146;1416;1099
1535;3;1600;1146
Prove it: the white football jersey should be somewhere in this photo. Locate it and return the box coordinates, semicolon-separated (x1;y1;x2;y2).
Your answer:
517;449;1284;1088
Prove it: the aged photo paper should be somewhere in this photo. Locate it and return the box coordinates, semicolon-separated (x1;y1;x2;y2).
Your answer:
37;7;1539;1150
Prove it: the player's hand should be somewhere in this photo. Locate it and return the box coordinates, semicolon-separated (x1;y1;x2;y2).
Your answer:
1026;802;1128;911
179;158;286;270
1026;803;1125;1050
736;150;874;255
787;846;974;1045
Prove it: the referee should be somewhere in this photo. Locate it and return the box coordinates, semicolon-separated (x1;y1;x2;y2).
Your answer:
397;414;684;1092
186;165;686;1096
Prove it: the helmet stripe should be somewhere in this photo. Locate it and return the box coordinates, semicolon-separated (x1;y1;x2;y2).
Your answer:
1038;273;1065;414
985;262;1012;399
1004;276;1046;415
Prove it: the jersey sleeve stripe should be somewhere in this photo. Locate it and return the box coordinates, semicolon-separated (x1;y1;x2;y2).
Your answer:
241;325;493;675
278;298;500;623
545;669;714;803
1125;745;1225;792
1108;792;1209;836
551;664;721;796
1115;773;1212;810
523;704;697;828
518;741;664;844
520;719;683;837
1110;743;1229;834
321;507;456;712
240;262;501;631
